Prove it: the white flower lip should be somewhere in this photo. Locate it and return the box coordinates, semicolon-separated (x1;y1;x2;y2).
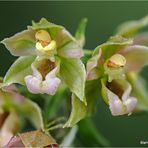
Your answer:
24;61;61;95
104;80;137;116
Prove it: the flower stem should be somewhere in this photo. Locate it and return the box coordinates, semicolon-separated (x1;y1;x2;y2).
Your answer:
84;49;93;56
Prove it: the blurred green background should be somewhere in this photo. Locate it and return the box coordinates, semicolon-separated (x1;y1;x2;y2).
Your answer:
1;1;148;147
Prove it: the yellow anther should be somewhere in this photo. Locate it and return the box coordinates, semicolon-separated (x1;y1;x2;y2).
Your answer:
107;54;126;68
36;40;56;52
35;30;51;46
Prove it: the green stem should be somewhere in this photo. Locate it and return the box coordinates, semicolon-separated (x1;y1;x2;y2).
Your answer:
127;72;148;110
46;117;65;128
84;49;93;56
46;123;63;131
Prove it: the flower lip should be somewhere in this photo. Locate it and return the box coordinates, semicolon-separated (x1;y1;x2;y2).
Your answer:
35;59;55;80
102;79;137;116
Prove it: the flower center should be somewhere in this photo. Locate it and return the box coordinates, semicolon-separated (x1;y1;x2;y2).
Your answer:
35;30;51;47
107;54;126;68
35;30;56;54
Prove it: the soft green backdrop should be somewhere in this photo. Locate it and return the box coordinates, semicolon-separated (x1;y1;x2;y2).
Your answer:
1;1;148;147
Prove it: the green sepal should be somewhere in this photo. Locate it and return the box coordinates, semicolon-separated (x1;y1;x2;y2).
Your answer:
60;58;86;103
116;15;148;37
75;18;88;47
3;56;36;86
63;94;87;128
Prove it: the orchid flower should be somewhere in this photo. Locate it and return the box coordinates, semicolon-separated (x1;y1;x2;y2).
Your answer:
1;18;86;103
1;18;87;129
86;31;148;116
0;79;44;146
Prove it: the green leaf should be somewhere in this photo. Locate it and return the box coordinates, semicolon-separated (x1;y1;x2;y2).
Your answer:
63;94;87;128
18;99;44;130
60;58;86;103
4;56;36;86
115;15;148;37
1;29;36;56
75;18;87;47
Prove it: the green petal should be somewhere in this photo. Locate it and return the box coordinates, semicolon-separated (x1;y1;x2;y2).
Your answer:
60;58;86;103
18;99;44;130
93;35;133;60
4;56;36;86
63;94;87;128
120;45;148;72
58;41;84;58
134;32;148;46
75;18;87;47
1;29;36;56
115;15;148;37
85;79;100;116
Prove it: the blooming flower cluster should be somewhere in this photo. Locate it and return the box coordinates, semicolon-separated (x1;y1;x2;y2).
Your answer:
1;16;148;146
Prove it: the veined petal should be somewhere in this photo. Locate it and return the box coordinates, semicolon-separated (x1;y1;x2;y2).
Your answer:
115;15;148;37
1;29;36;56
86;49;102;80
58;41;84;58
119;45;148;72
134;32;148;46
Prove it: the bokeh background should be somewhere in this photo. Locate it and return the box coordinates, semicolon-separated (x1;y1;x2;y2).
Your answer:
1;1;148;147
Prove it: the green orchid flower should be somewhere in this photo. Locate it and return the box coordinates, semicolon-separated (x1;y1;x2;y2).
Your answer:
1;18;86;103
0;79;44;146
86;23;148;116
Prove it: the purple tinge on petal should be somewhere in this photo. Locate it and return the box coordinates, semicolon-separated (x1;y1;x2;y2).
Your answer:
25;75;42;94
119;45;148;72
123;97;137;113
25;67;61;95
42;78;61;95
107;88;125;116
86;49;102;80
42;66;61;95
104;79;137;116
